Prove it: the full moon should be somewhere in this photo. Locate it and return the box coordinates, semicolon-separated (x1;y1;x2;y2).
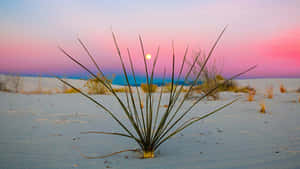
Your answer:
146;54;152;60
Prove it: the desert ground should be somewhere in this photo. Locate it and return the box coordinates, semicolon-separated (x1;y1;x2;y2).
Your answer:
0;75;299;169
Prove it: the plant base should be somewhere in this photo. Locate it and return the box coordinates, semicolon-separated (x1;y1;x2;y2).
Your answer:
143;151;154;158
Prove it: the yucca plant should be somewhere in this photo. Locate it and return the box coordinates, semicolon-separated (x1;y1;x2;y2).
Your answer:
56;27;256;159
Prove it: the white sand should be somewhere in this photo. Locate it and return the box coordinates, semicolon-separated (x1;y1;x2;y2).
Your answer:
0;75;300;169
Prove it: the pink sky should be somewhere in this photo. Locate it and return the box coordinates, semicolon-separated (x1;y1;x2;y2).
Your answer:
0;0;299;78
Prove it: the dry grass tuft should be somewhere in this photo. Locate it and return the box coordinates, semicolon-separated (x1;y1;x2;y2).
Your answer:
113;87;130;93
162;83;188;93
266;87;273;99
63;88;79;94
259;102;266;113
84;73;112;95
280;84;287;93
140;83;158;93
247;90;255;102
20;90;53;95
162;83;174;93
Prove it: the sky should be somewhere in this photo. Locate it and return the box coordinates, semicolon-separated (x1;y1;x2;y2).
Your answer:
0;0;300;83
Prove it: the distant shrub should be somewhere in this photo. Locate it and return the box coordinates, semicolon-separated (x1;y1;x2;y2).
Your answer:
162;83;187;93
234;86;255;93
0;82;7;91
84;73;112;95
297;88;300;93
192;81;220;100
162;83;173;93
266;87;273;99
280;84;286;93
219;80;238;92
259;102;266;113
247;90;255;102
63;88;79;94
20;90;53;95
187;52;223;100
113;87;130;93
140;83;158;93
4;74;23;93
215;74;224;81
42;90;53;95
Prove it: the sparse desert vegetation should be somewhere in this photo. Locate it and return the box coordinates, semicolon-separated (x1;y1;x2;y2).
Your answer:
266;86;273;99
162;83;188;93
280;84;287;93
20;90;53;95
0;81;7;92
84;73;113;95
0;74;23;93
113;87;130;93
259;102;266;113
63;87;79;94
247;90;255;102
188;51;223;100
140;83;158;93
188;52;255;101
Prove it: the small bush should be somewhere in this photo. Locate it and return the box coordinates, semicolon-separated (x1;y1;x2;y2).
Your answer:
162;83;188;93
259;102;266;113
113;87;130;93
84;73;112;95
140;83;158;93
193;83;220;100
234;86;255;93
297;88;300;93
188;53;224;100
219;80;238;92
280;84;286;93
63;88;79;93
266;87;273;99
162;83;173;93
247;90;255;102
0;82;9;92
20;90;53;95
0;82;5;90
215;74;224;81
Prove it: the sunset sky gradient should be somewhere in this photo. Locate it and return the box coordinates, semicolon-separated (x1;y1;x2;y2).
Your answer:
0;0;299;82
